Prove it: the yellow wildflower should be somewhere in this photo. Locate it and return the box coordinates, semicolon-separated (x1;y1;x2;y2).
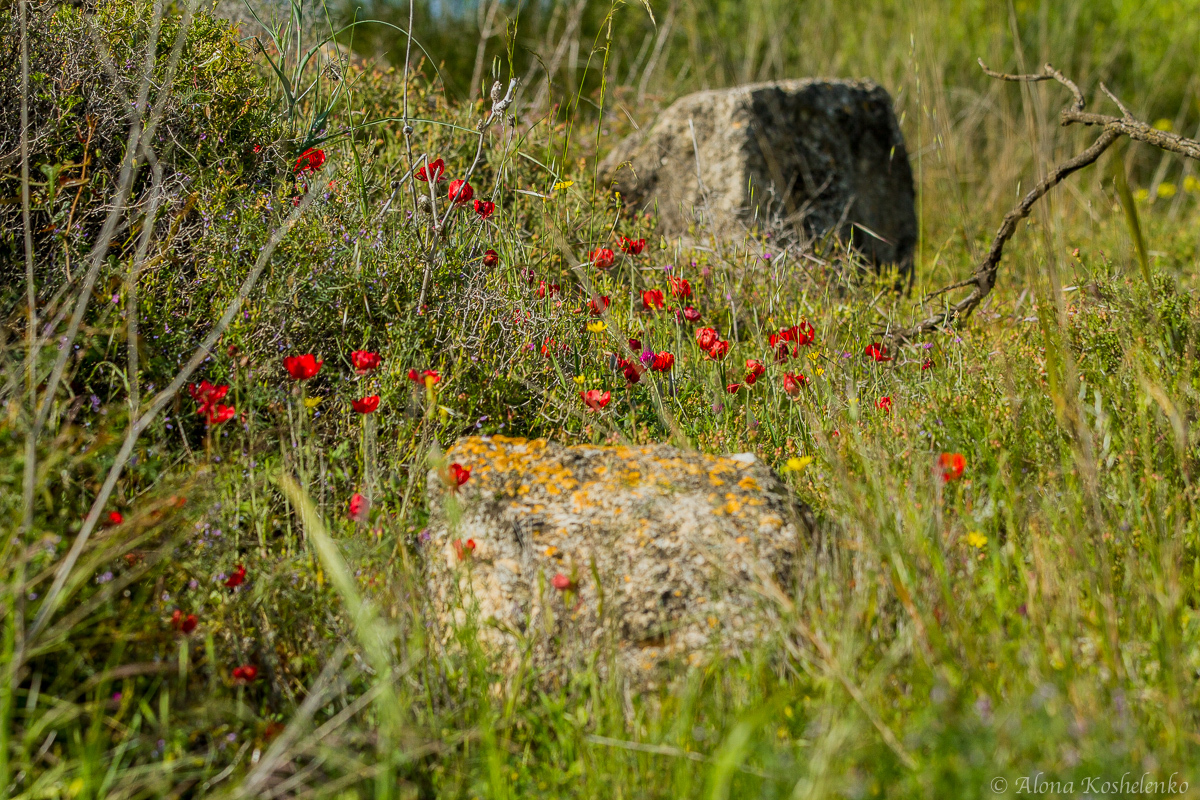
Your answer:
966;531;988;549
784;456;813;472
586;320;607;333
303;396;322;408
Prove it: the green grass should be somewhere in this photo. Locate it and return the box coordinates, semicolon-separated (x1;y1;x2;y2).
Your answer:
4;0;1200;797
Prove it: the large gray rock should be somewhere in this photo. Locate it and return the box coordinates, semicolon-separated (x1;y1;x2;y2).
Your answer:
603;79;917;269
424;436;814;688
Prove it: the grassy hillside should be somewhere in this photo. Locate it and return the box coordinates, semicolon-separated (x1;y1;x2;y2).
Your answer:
3;0;1200;797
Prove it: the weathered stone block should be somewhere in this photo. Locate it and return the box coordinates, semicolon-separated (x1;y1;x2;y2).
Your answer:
602;79;917;269
424;436;813;687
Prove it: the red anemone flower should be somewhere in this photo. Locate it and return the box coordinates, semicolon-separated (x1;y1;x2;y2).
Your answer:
641;290;665;311
551;573;575;591
171;609;198;634
682;306;702;322
620;237;646;255
628;338;643;354
581;389;611;411
744;359;766;385
224;564;246;588
864;343;891;363
171;609;196;633
876;396;893;413
351;350;381;374
351;395;380;414
448;179;474;204
590;248;615;270
695;327;719;351
408;369;441;386
782;372;808;396
349;493;368;522
415;158;445;183
726;383;742;394
207;404;236;425
293;148;325;176
453;538;476;560
537;281;560;299
707;340;730;361
922;358;935;371
668;276;692;298
284;354;323;381
651;352;675;372
106;511;124;526
449;462;471;487
939;452;966;482
188;380;230;417
483;248;499;267
588;295;611;316
232;665;258;683
617;358;644;385
474;199;495;219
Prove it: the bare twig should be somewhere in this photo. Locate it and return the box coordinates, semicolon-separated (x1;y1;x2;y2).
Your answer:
891;61;1200;343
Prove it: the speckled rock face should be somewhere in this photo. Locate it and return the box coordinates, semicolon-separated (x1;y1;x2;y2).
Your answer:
601;79;917;271
424;436;813;687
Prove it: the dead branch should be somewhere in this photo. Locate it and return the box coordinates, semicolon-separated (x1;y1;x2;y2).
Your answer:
890;61;1200;343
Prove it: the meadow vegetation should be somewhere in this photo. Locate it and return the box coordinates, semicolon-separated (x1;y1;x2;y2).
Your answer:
3;0;1200;797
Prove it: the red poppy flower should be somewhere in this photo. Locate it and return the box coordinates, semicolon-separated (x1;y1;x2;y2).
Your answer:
668;276;692;298
590;248;615;270
617;358;644;384
540;338;555;358
682;306;702;322
782;372;808;395
922;358;935;371
293;148;326;176
707;340;730;361
448;179;474;204
588;295;611;316
224;564;246;588
351;350;381;374
105;511;123;526
483;249;499;267
939;452;966;482
651;351;675;372
415;158;445;183
449;462;471;487
537;281;560;299
641;289;665;311
695;327;719;351
408;369;441;386
232;665;258;682
207;404;236;425
351;395;380;414
581;389;611;411
474;199;495;219
285;354;323;381
171;609;198;634
620;237;646;255
188;380;230;416
628;338;643;354
864;343;891;363
551;573;575;591
726;383;742;394
453;538;476;560
744;359;766;385
349;492;368;521
876;396;893;413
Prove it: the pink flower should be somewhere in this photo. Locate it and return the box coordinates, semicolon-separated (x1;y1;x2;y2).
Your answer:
551;573;575;591
682;306;702;323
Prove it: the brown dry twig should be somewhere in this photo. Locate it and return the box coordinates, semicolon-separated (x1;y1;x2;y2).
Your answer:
889;60;1200;343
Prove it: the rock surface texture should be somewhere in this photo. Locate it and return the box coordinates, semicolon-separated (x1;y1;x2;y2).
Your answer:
425;436;813;687
603;79;917;269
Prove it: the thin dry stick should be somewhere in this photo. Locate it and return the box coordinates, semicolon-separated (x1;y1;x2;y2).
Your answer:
890;60;1200;343
28;167;329;641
